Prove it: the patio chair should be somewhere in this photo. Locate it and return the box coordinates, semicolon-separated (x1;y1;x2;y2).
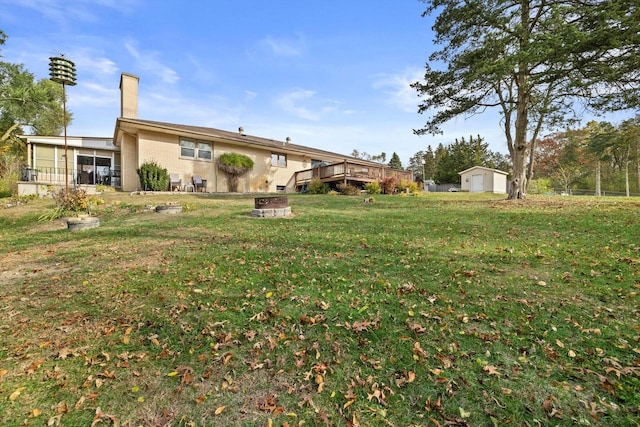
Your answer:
192;175;207;192
169;173;182;191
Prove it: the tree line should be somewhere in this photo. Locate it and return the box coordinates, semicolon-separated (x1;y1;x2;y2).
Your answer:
533;117;640;196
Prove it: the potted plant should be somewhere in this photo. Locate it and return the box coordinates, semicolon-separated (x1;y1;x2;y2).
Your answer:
40;187;101;231
155;201;183;214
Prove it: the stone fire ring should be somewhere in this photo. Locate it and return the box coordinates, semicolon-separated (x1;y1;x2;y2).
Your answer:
155;204;183;214
251;196;291;218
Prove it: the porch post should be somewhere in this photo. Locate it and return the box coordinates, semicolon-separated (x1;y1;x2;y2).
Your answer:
344;160;347;186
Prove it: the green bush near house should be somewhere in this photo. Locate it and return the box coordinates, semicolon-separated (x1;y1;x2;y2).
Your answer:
136;161;170;191
306;177;329;194
337;183;360;195
397;179;420;194
218;152;254;192
364;181;381;195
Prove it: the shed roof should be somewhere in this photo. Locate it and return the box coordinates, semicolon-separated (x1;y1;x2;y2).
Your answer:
458;166;509;176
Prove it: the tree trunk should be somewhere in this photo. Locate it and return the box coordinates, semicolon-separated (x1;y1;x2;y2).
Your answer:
507;1;530;200
508;84;529;199
228;174;240;192
625;146;630;197
625;161;630;197
595;160;601;196
637;142;640;194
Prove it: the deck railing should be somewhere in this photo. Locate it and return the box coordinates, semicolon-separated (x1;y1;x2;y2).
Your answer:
20;166;121;187
294;161;412;185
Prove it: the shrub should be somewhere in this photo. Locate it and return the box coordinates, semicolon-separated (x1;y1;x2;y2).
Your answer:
528;178;552;195
337;183;360;196
397;179;420;194
380;176;398;194
137;161;169;191
218;152;254;192
218;152;255;169
40;187;100;221
306;178;329;194
0;154;21;197
364;181;381;195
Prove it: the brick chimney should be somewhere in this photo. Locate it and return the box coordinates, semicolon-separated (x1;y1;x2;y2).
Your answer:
119;73;139;119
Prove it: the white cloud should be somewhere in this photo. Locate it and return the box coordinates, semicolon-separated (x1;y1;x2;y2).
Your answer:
1;0;140;25
372;67;423;113
124;40;179;84
71;82;119;109
243;90;258;103
274;89;321;121
71;50;118;76
260;35;305;57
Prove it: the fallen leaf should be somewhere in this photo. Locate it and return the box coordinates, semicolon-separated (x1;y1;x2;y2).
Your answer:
9;387;26;401
214;406;225;415
47;415;62;426
31;408;42;417
74;396;86;410
483;365;501;376
568;350;576;358
56;402;68;414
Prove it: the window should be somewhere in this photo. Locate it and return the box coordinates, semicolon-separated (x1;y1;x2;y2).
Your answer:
180;138;195;157
271;152;287;167
180;138;212;160
197;141;212;160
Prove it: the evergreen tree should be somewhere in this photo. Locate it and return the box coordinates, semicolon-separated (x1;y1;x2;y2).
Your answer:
413;0;640;198
388;152;402;170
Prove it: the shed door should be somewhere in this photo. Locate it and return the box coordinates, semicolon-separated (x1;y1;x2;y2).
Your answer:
471;174;484;192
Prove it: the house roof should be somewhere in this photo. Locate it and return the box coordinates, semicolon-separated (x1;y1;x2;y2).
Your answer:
458;166;509;176
20;135;118;151
114;117;381;166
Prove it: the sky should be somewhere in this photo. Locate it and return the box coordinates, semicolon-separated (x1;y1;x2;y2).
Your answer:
0;0;634;166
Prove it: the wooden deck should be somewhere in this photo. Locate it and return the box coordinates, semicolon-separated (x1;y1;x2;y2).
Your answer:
294;160;413;190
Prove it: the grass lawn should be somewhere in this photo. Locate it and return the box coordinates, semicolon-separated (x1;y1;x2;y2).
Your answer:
0;192;639;426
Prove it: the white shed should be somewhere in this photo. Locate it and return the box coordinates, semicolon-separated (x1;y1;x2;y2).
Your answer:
459;166;508;194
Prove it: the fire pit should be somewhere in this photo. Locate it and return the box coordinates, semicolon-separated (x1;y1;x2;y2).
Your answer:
251;196;291;218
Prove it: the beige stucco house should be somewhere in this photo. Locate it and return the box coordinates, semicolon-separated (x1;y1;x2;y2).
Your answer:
20;72;411;195
459;166;508;193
